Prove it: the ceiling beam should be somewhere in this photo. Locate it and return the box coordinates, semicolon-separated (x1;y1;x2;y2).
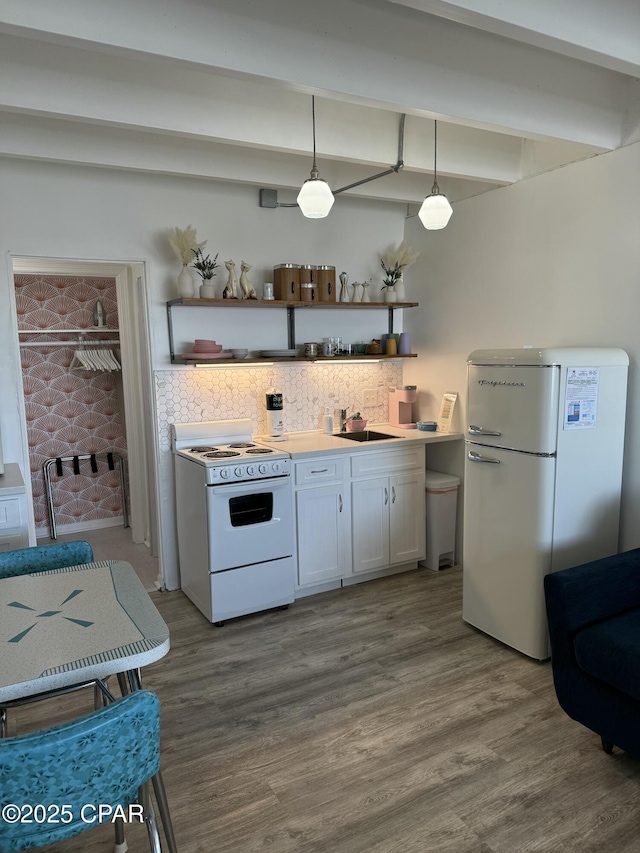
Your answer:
0;0;630;149
0;111;500;205
386;0;640;77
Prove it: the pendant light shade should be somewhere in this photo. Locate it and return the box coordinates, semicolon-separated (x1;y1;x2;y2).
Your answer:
418;120;452;230
298;96;334;219
297;172;335;218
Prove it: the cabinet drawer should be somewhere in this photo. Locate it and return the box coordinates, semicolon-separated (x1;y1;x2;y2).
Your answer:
0;497;21;530
351;446;425;477
0;532;27;552
296;457;345;485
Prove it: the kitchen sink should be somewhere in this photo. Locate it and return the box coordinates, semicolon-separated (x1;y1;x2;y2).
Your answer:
334;430;398;442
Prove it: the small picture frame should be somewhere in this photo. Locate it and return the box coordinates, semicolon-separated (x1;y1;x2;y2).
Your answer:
437;392;458;433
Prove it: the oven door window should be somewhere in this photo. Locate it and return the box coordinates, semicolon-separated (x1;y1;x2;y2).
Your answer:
228;492;273;527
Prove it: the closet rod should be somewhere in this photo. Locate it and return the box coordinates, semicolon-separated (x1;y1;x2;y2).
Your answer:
19;339;121;348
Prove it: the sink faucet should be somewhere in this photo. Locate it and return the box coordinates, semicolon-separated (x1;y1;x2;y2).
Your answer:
339;409;348;432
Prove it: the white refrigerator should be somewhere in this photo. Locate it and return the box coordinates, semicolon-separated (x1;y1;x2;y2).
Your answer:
462;347;628;660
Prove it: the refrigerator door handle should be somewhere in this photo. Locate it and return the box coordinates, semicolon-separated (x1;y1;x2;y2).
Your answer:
468;450;501;464
468;425;502;437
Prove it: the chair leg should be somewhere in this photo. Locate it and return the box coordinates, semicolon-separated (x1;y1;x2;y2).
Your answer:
113;815;128;853
601;736;615;754
151;770;178;853
140;781;162;853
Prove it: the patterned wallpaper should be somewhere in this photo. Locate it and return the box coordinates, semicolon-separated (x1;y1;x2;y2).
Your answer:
15;275;127;537
155;361;403;452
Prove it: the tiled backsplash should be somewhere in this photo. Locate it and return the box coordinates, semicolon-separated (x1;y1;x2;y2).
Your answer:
155;361;403;451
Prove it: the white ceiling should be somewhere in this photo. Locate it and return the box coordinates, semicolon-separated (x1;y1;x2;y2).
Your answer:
0;0;638;208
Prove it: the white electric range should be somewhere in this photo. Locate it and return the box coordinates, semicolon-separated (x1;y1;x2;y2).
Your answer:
172;419;294;625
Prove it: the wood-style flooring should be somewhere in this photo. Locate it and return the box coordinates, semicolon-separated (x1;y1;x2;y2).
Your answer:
14;567;640;853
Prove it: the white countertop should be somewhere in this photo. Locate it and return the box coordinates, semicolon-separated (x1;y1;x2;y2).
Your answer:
258;425;463;459
0;463;25;496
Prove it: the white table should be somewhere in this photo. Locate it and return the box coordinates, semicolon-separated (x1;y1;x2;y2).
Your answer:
0;559;170;703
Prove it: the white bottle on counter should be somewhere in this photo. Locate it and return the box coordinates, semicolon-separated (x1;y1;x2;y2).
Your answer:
323;407;334;434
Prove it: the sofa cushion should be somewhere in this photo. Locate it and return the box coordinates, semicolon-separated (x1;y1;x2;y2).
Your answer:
573;608;640;702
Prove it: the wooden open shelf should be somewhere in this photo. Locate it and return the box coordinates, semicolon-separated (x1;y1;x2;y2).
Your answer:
168;298;418;309
167;297;419;364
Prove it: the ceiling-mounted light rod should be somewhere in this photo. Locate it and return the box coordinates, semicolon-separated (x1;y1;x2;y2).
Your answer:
296;96;335;219
418;119;453;230
268;113;406;210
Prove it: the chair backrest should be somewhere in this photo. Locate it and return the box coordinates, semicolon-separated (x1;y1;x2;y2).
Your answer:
0;540;94;579
0;690;160;852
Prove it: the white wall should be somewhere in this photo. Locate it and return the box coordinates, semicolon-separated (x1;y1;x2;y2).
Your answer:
404;141;640;552
0;158;406;583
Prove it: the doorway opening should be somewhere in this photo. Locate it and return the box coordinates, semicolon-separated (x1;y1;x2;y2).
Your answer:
10;256;162;588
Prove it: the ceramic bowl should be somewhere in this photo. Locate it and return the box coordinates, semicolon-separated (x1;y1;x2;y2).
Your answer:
346;419;368;432
416;421;437;431
231;349;249;359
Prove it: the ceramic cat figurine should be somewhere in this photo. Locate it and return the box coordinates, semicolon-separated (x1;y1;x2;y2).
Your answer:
239;260;257;299
223;259;238;299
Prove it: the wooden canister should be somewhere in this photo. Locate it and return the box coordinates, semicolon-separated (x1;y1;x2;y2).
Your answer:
298;265;317;303
273;263;300;301
317;265;336;302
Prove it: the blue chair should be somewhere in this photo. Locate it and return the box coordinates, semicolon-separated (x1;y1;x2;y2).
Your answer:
0;540;94;578
0;690;177;852
544;548;640;757
0;541;115;737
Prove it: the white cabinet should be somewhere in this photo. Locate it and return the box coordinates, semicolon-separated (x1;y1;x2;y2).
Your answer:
351;470;425;574
351;448;425;576
294;457;351;588
293;445;426;594
0;464;29;552
351;477;390;574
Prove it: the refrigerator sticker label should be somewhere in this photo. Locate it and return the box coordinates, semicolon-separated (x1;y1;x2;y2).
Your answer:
564;367;599;430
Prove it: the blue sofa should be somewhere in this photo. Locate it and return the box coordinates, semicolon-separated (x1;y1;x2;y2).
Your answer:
544;548;640;757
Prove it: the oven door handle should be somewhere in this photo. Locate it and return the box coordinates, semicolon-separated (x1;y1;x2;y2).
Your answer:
207;476;290;496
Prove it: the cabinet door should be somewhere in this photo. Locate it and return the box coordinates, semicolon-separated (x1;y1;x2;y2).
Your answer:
296;484;350;586
351;477;390;574
389;471;425;565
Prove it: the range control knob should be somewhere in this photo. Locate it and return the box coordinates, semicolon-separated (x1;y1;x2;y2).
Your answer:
258;463;268;474
234;467;244;477
272;461;281;473
246;465;256;476
219;468;231;479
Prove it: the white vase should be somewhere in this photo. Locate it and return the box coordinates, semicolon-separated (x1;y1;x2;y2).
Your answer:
351;282;361;303
177;265;195;298
383;287;397;304
199;281;216;299
394;276;406;302
361;282;371;303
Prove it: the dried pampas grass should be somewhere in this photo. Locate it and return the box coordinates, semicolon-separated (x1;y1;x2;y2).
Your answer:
168;225;207;266
381;241;420;272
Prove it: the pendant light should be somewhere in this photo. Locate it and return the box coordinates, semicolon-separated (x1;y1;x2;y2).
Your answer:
418;120;453;230
297;96;335;219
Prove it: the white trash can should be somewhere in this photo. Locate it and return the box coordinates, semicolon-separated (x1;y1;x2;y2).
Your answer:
419;470;460;571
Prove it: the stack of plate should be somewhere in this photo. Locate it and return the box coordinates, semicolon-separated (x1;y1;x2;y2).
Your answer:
182;338;232;360
259;349;298;358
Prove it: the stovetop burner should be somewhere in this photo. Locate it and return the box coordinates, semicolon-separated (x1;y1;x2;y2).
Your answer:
203;450;241;459
228;442;256;449
190;446;218;453
245;447;273;455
